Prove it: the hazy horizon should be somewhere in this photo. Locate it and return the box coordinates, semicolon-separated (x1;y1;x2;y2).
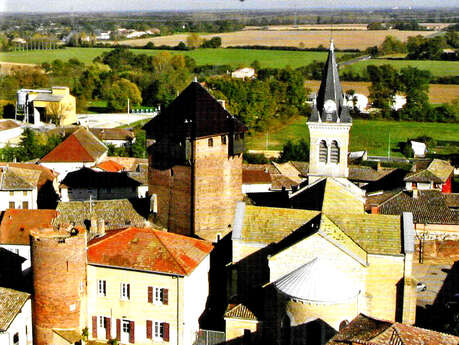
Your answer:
2;0;458;14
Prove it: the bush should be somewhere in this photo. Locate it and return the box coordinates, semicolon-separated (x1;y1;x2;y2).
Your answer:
244;152;269;164
277;139;309;163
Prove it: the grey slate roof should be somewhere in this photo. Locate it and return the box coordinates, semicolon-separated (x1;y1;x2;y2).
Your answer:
309;40;352;124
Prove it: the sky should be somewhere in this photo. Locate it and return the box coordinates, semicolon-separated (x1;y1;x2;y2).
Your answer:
2;0;456;13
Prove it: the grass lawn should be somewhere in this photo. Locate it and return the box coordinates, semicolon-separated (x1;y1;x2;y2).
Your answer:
246;117;459;157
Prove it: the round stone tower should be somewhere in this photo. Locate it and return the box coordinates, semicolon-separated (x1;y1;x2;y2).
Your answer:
30;226;87;345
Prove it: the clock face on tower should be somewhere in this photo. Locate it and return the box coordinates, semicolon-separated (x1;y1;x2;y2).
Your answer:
324;99;337;113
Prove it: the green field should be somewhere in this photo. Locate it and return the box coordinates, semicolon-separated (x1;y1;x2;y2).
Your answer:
342;58;459;77
0;47;338;69
247;117;459;157
1;47;457;77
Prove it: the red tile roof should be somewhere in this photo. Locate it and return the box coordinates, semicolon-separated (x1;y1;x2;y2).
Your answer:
41;128;107;163
0;209;57;245
95;160;125;172
88;227;213;276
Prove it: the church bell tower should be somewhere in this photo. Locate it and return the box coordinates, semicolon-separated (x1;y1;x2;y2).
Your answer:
308;40;352;183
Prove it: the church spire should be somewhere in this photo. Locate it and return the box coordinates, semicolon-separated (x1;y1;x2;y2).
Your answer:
310;40;351;124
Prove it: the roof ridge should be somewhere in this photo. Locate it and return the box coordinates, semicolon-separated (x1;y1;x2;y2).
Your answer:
153;231;188;275
377;190;404;208
87;227;132;248
72;130;97;161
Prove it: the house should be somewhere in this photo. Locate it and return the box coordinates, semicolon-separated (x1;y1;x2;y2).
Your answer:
327;313;459;345
40;127;108;181
404;159;454;193
0;162;59;209
86;227;213;345
0;120;23;148
231;67;255;79
15;86;76;126
47;127;135;148
0;209;57;273
411;140;427;158
0;287;32;345
59;167;141;201
53;199;149;232
344;93;368;112
0;166;41;211
368;189;459;262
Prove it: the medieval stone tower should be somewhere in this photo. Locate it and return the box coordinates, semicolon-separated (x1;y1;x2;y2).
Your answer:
144;81;246;242
308;40;352;183
30;226;87;345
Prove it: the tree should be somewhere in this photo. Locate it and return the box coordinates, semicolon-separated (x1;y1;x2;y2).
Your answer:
379;35;406;55
186;33;203;49
47;102;73;125
277;139;309;163
201;36;222;48
367;65;399;113
130;130;147;158
398;67;431;121
107;78;142;112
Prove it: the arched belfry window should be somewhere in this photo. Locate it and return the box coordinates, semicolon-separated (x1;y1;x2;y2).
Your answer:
319;140;328;163
330;140;340;163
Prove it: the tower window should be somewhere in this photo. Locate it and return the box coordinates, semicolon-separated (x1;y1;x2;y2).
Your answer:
319;140;328;163
221;135;227;145
330;140;340;163
208;138;213;147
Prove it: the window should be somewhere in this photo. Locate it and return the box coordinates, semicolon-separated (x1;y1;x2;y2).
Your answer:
13;333;19;345
22;201;29;209
9;202;15;209
147;321;169;341
154;321;164;339
98;316;106;328
221;135;227;145
330;140;340;164
148;287;168;305
208;138;213;147
120;283;130;300
319;140;328;163
97;280;106;296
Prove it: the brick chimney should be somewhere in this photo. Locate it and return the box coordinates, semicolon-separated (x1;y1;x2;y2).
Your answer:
90;215;97;233
97;218;105;236
371;206;379;214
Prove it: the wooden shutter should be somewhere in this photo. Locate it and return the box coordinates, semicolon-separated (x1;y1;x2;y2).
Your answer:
127;283;130;299
163;288;168;305
116;319;121;340
129;321;135;343
92;316;97;338
163;322;170;342
105;317;111;339
148;286;153;303
146;320;152;339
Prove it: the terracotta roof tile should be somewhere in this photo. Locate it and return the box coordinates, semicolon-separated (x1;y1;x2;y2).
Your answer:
95;160;125;172
0;287;30;331
224;304;258;321
103;157;148;172
0;209;57;245
41;127;107;163
88;227;213;275
378;190;459;225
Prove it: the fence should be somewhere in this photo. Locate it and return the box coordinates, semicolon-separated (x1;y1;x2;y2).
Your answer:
194;329;226;345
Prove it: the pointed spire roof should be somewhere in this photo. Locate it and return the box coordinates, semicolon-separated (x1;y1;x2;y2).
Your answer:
309;40;352;124
143;81;246;139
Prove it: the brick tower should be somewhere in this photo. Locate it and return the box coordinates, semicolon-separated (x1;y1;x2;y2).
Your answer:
30;226;87;345
308;40;352;184
144;82;246;242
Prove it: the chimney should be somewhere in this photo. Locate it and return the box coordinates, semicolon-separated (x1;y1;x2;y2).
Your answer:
90;215;97;233
376;161;382;171
371;206;379;214
97;218;105;236
412;189;418;199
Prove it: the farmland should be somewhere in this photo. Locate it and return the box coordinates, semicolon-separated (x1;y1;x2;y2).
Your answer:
246;117;459;157
304;81;459;104
114;29;437;50
1;47;458;78
0;47;342;69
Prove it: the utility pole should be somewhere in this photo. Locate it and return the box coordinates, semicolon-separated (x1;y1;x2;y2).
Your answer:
388;131;391;160
127;98;130;114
